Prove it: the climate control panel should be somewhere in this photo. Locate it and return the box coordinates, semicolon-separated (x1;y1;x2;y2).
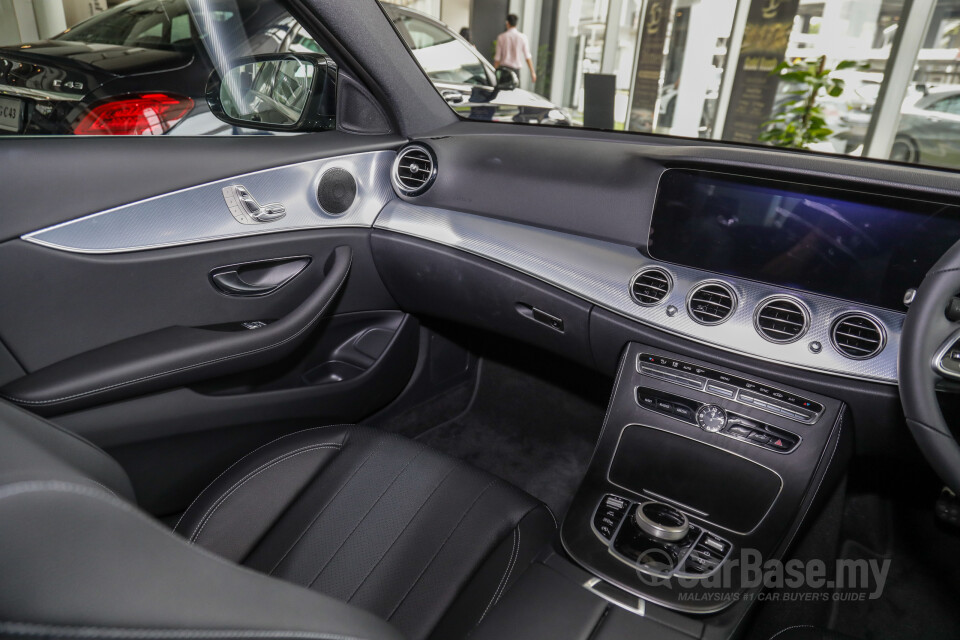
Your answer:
637;386;801;453
638;353;823;424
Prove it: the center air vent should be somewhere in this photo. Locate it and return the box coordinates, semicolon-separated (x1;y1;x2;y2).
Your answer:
831;313;885;359
392;144;436;196
687;281;737;325
755;296;809;344
631;267;672;306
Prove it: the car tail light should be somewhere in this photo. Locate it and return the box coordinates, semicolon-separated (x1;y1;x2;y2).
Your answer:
73;93;194;135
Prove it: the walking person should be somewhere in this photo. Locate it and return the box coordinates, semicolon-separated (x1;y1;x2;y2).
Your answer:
494;14;536;84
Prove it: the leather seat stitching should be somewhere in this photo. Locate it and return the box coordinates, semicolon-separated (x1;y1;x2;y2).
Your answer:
266;447;381;576
384;478;499;622
478;526;519;623
175;425;355;534
0;621;370;640
305;446;431;589
2;255;352;406
190;444;343;543
344;461;460;603
0;481;307;578
768;624;818;640
542;504;558;529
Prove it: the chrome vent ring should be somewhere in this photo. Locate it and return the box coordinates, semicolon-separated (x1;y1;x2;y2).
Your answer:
687;281;737;325
831;313;886;360
754;296;809;344
392;144;437;196
630;267;673;306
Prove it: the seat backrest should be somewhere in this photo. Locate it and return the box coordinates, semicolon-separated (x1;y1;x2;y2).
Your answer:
0;400;404;640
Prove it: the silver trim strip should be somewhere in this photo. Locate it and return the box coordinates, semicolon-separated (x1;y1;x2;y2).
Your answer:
583;578;646;616
0;84;83;102
373;202;903;384
23;151;396;254
933;327;960;380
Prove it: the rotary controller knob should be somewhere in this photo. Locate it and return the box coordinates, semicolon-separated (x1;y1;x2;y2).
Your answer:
696;404;727;432
634;501;690;541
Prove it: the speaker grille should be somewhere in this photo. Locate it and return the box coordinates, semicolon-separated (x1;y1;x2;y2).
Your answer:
317;168;357;215
392;144;436;196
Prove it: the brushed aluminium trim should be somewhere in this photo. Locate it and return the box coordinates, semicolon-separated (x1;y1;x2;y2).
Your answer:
0;84;83;102
373;201;903;384
932;326;960;381
22;150;396;254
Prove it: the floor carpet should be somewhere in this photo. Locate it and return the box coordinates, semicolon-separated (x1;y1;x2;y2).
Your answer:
413;350;609;520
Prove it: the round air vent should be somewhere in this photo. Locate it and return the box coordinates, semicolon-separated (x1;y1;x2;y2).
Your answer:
392;144;436;196
754;296;809;344
831;313;885;359
687;281;737;325
630;267;672;306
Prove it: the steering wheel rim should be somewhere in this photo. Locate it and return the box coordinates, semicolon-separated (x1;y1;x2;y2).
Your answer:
899;238;960;494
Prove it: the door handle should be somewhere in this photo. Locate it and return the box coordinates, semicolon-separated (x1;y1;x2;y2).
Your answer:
441;89;465;104
210;256;311;297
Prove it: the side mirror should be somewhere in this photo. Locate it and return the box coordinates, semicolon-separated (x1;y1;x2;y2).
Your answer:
206;53;336;132
495;67;520;91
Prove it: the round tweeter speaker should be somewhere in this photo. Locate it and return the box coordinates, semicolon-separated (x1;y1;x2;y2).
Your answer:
317;168;357;215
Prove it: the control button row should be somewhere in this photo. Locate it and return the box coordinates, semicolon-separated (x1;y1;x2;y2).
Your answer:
639;364;705;390
637;389;698;425
637;387;800;453
594;493;629;540
738;392;815;422
679;534;732;577
724;417;799;453
638;353;823;422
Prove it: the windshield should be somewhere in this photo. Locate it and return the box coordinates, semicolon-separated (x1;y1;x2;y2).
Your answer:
383;0;960;173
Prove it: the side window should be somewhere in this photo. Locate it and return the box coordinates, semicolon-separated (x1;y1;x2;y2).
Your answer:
0;0;334;136
397;15;492;87
929;95;960;116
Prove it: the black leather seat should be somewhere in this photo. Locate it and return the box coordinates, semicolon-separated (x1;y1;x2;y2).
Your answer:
0;401;554;640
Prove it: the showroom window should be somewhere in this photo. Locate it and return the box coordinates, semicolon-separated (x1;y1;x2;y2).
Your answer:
0;0;331;136
395;0;960;172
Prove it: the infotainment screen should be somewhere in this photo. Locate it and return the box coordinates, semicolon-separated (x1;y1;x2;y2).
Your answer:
648;169;960;311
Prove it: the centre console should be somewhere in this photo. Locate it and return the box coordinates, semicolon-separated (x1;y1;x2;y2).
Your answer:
561;342;849;615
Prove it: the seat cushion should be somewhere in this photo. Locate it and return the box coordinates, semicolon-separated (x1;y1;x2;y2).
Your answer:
175;425;556;640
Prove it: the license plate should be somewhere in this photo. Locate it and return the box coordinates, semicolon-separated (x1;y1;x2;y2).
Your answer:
0;96;24;132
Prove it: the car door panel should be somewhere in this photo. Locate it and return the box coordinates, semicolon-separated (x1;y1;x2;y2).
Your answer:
0;229;396;371
21;150;395;253
0;129;417;513
0;132;402;242
1;244;354;416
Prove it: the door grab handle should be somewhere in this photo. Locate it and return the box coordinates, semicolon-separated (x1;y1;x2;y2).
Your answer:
210;256;310;297
212;271;280;295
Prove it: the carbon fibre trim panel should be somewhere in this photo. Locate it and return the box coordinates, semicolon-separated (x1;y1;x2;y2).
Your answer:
22;151;395;254
374;201;902;384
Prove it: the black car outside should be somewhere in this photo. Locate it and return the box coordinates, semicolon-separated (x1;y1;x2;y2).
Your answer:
0;0;293;136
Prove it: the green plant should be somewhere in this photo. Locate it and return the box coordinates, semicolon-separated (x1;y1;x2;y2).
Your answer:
759;56;864;149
